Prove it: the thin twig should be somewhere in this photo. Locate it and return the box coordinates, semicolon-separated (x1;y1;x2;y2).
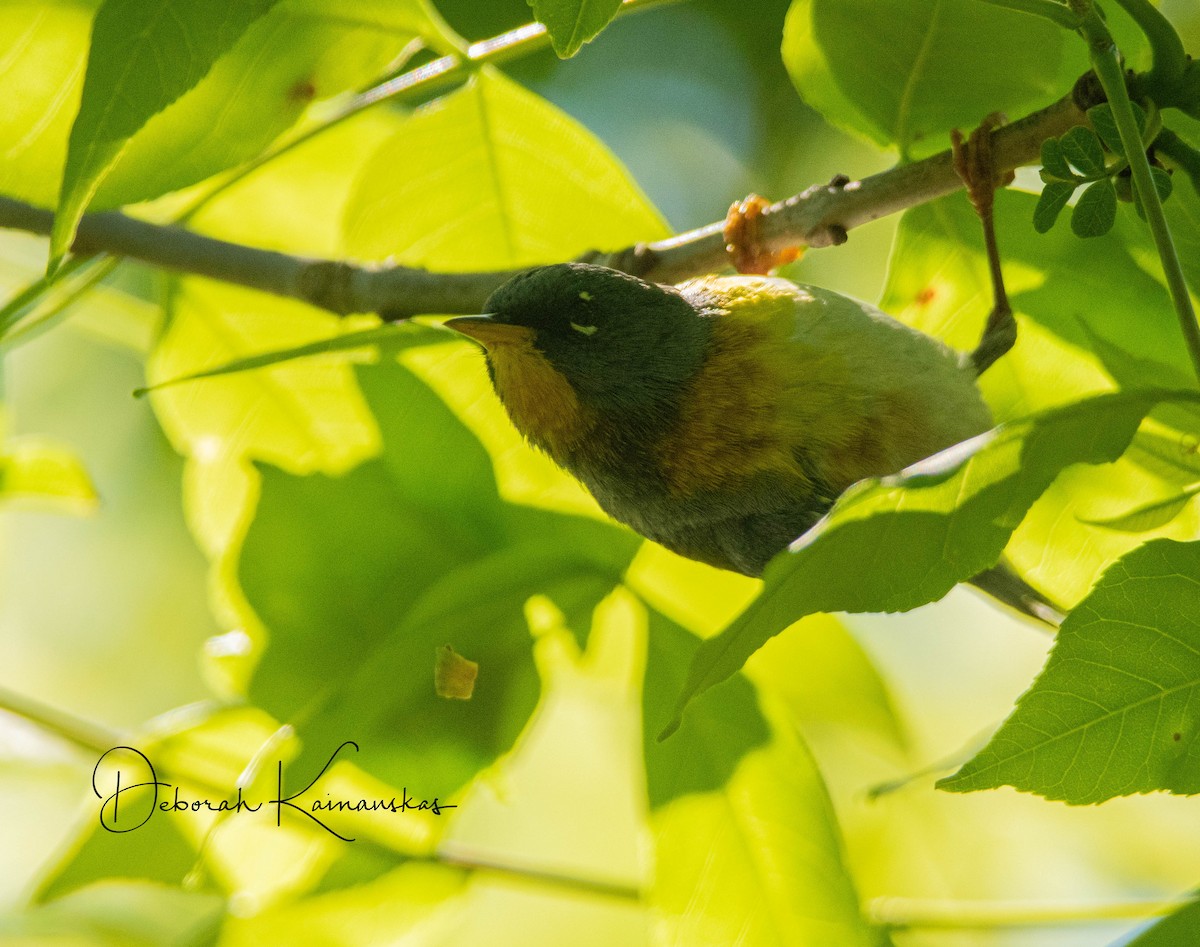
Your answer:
0;94;1085;318
0;0;677;339
870;894;1198;931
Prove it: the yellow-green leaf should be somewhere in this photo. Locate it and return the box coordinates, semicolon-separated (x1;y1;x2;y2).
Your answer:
50;0;280;272
343;67;668;270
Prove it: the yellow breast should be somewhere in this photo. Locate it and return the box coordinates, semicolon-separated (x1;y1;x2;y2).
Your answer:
484;331;590;458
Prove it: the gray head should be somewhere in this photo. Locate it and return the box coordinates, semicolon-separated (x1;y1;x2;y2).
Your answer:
459;263;710;414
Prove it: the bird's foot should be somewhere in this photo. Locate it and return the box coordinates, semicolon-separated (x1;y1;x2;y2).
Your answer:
952;114;1018;376
951;112;1015;217
723;193;803;275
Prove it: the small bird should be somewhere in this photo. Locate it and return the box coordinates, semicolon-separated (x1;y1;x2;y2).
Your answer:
446;262;993;578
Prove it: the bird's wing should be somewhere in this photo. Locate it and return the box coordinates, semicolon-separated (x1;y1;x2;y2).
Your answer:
674;275;993;496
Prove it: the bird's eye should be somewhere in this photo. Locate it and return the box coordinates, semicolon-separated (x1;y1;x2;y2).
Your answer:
578;291;593;301
570;322;598;336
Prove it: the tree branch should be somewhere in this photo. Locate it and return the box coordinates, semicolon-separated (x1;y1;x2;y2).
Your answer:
0;94;1085;319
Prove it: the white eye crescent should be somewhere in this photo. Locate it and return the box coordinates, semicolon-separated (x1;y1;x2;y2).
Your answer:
570;322;598;336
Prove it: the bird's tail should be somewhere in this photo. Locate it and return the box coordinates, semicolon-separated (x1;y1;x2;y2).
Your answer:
967;561;1065;628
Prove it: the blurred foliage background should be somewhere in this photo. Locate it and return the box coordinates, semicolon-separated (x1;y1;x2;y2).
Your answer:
1;0;1199;945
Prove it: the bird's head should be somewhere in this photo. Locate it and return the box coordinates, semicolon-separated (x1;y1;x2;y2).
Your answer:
445;264;710;451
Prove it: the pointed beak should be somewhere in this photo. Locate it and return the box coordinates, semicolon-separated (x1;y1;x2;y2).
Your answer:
443;314;533;349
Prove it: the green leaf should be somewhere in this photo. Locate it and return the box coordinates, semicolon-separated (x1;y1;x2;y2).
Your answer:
343;66;668;270
1039;137;1075;181
638;601;770;809
0;5;94;207
882;192;1200;606
96;0;461;211
1071;179;1118;237
50;0;280;272
1120;897;1200;946
781;0;1064;156
241;362;641;792
0;438;97;512
3;881;224;947
1133;166;1175;220
1060;125;1107;177
1087;102;1147;157
1033;181;1076;233
135;322;442;396
660;390;1200;741
1079;483;1200;533
528;0;624;58
939;539;1200;802
36;790;209;903
651;725;879;947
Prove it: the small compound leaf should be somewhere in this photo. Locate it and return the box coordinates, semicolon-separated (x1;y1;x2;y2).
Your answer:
1071;179;1117;237
1060;125;1107;177
1087;102;1147;158
50;0;279;271
661;390;1200;741
940;539;1200;802
1087;103;1120;156
528;0;624;58
1033;181;1076;233
1039;137;1075;181
1079;484;1200;533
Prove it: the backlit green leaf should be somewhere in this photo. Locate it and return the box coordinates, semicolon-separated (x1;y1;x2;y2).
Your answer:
782;0;1064;156
652;725;879;947
638;601;770;809
344;67;668;270
0;438;97;512
50;0;280;272
939;539;1200;802
1079;484;1200;533
661;390;1200;740
529;0;624;58
241;362;642;793
8;881;223;947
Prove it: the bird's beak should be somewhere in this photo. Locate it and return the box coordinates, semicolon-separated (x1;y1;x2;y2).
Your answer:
443;314;532;349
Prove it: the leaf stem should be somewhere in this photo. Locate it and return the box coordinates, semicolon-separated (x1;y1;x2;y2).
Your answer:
0;683;123;755
870;894;1198;930
974;0;1081;29
1070;0;1200;384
